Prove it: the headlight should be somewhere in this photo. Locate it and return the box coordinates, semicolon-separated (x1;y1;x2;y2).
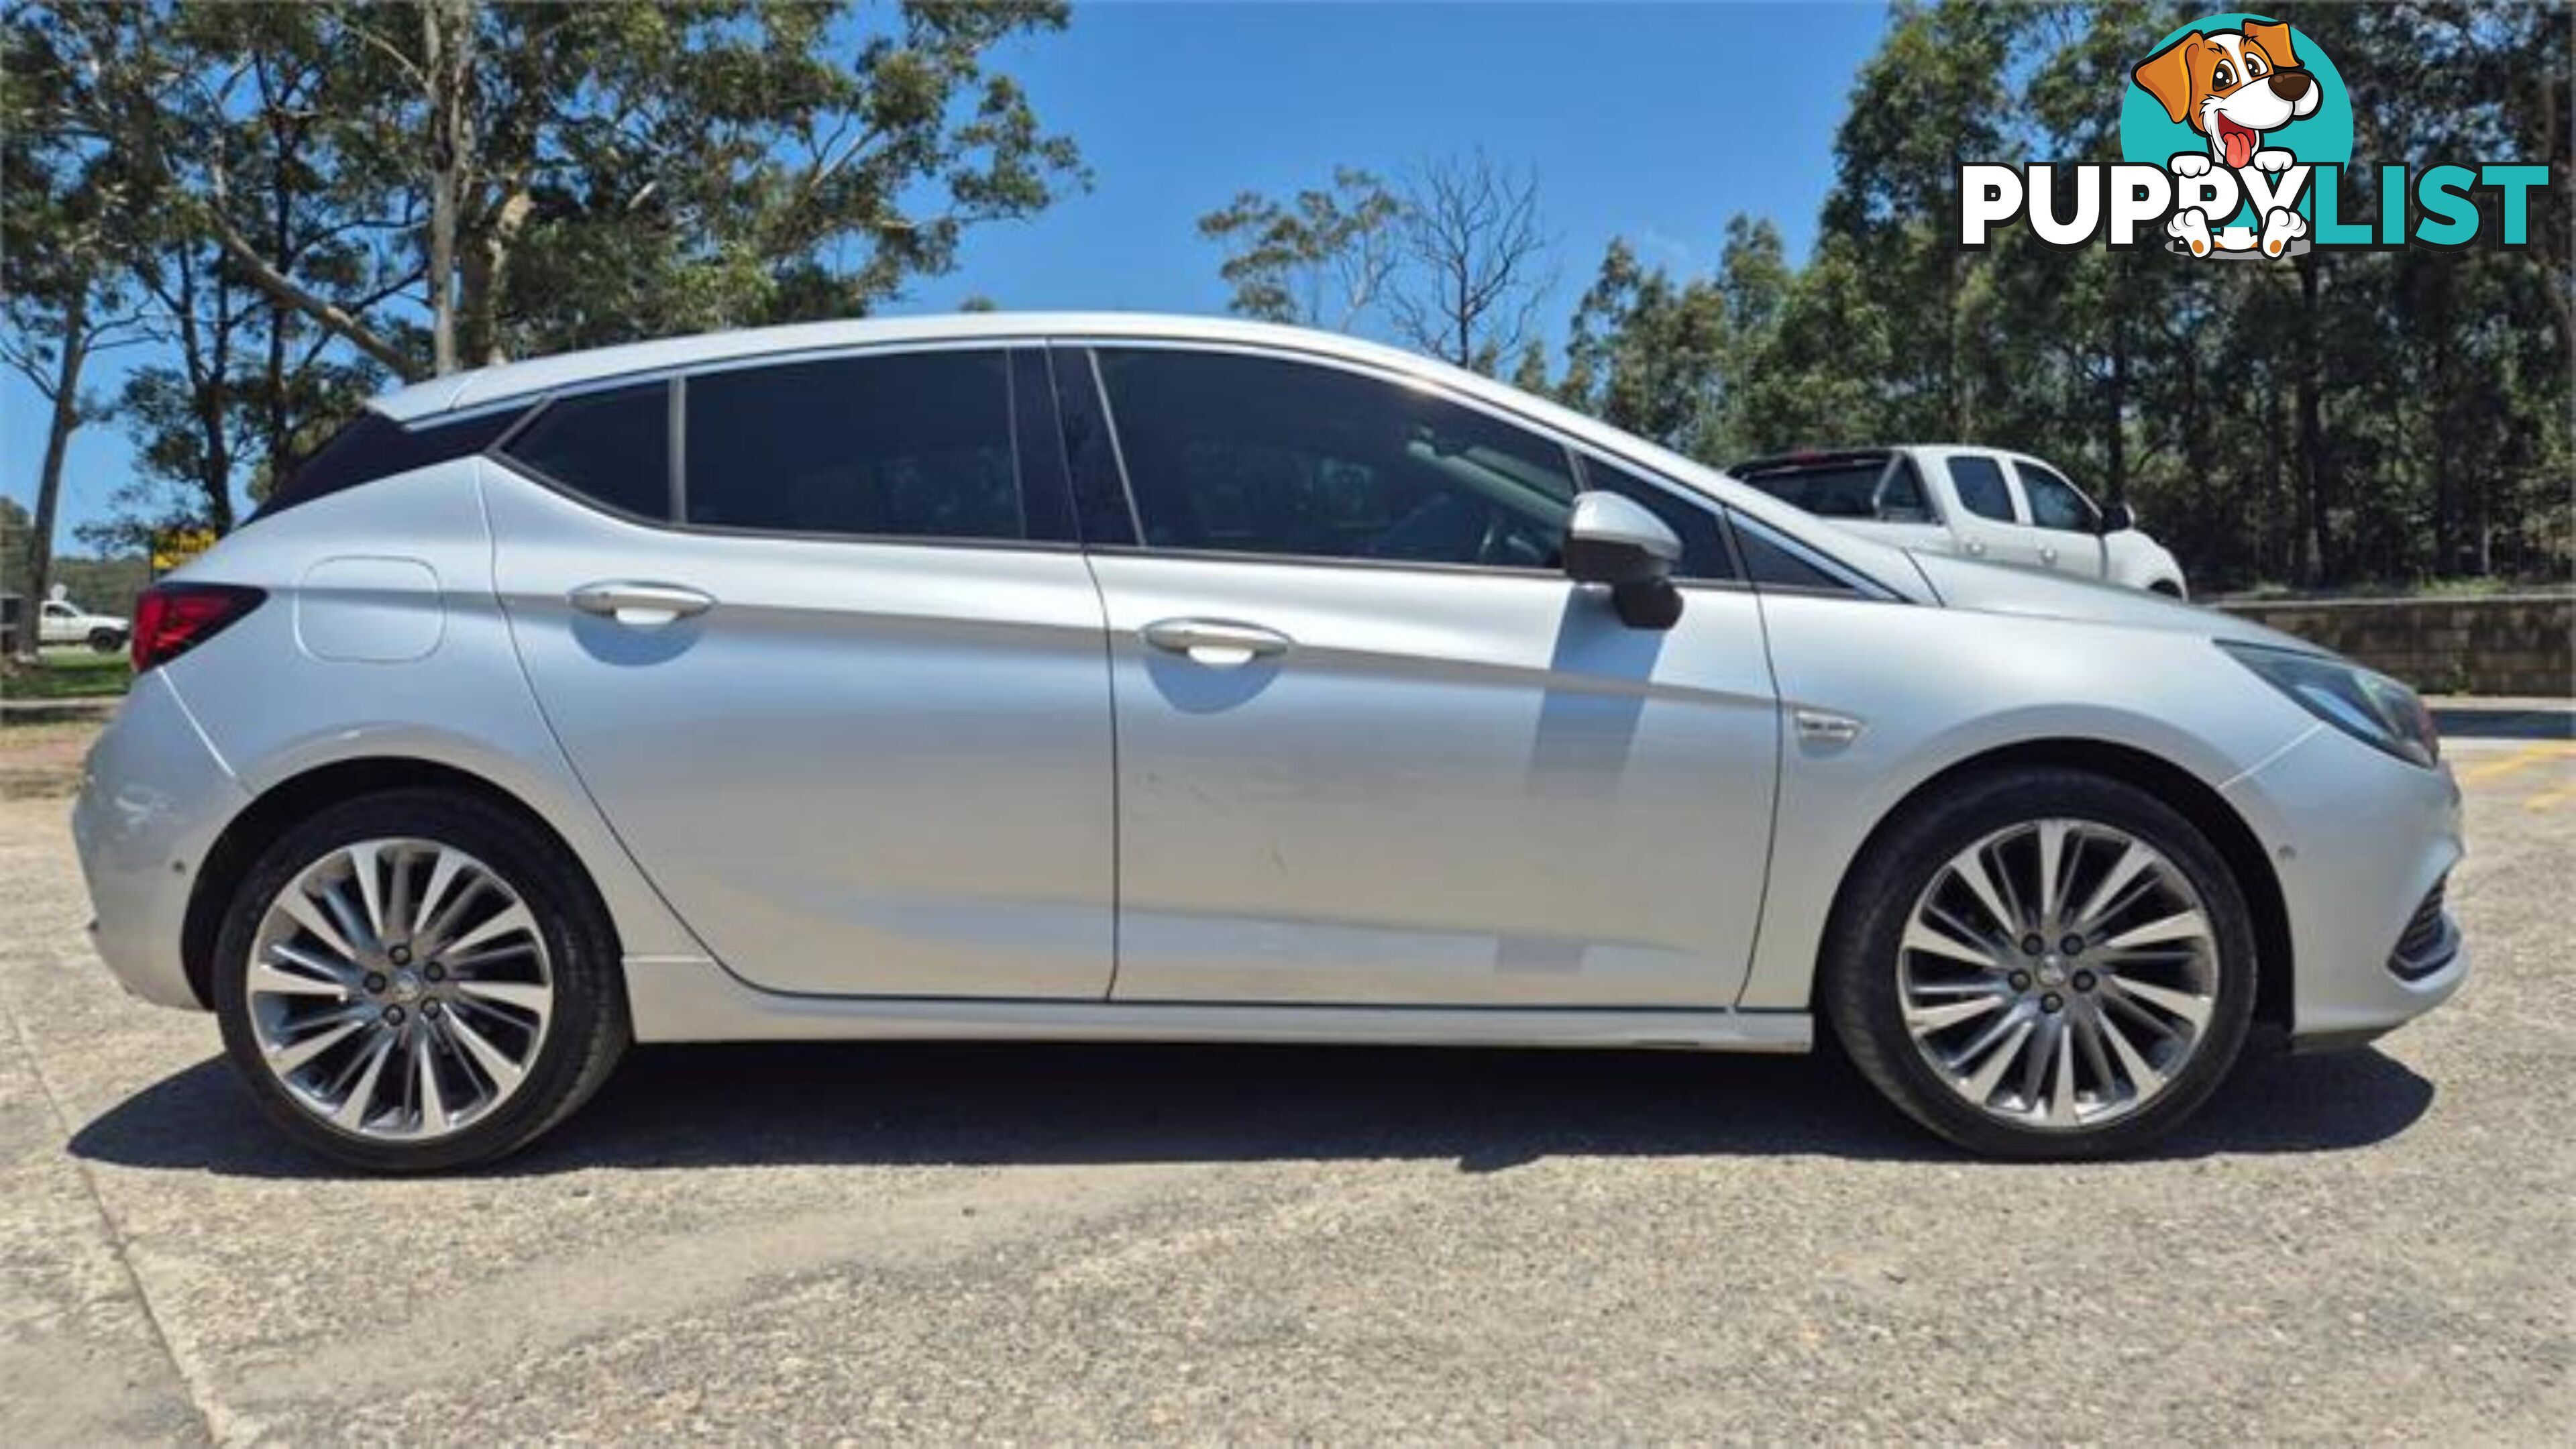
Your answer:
2218;641;2439;767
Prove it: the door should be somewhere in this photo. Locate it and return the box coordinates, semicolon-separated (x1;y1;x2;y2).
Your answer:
2009;458;2111;578
1937;451;2048;569
486;347;1118;998
1076;344;1780;1008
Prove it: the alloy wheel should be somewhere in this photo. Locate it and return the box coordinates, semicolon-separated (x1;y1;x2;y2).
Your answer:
244;839;554;1140
1896;818;2220;1131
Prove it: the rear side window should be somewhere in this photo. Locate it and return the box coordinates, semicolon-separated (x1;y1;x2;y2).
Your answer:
1577;455;1733;581
496;384;672;520
684;350;1027;541
1737;458;1889;519
258;407;527;520
1945;455;2017;522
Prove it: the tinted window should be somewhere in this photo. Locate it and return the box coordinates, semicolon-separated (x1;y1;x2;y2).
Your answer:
1737;458;1890;519
2017;461;2098;532
1945;455;2017;522
1731;517;1856;592
1579;455;1732;580
498;384;672;519
686;351;1023;540
1097;347;1577;569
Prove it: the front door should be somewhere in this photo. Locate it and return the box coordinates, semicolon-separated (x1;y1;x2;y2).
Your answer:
1075;345;1780;1008
2010;458;2112;579
486;347;1117;999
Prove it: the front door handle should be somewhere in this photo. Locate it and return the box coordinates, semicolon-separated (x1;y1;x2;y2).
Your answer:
1140;618;1292;668
2039;545;2059;566
1962;539;1988;557
570;582;715;627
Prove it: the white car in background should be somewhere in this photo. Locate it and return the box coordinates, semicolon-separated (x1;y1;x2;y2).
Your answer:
1734;447;2189;597
38;596;131;651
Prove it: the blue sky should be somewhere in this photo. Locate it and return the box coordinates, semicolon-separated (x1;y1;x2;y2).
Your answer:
4;1;1891;546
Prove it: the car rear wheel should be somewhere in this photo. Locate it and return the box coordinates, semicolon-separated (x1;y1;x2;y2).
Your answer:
1822;766;2256;1159
212;788;628;1172
88;627;122;653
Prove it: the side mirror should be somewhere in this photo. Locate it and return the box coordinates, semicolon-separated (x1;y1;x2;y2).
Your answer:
1563;492;1684;629
2099;502;2136;534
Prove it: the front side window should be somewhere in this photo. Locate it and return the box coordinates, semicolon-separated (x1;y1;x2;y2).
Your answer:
2016;461;2099;533
685;350;1026;541
1946;455;2018;523
1095;347;1578;570
496;383;672;520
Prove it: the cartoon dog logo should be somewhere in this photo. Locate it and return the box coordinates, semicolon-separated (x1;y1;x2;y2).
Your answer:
2133;18;2320;256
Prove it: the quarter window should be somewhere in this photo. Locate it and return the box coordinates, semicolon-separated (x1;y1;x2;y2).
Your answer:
496;384;672;520
2016;461;2099;533
684;350;1026;541
1095;347;1579;570
1946;455;2017;523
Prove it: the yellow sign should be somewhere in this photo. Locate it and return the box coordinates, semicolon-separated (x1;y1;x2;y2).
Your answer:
151;527;217;574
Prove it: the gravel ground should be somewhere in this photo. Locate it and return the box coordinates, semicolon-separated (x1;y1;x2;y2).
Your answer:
1;737;2568;1443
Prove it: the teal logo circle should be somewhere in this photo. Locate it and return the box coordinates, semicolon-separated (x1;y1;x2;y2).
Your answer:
2121;11;2352;227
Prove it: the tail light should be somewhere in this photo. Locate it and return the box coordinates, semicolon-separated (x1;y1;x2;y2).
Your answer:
131;583;266;673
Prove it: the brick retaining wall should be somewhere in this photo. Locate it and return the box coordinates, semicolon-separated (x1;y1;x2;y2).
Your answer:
2215;594;2573;697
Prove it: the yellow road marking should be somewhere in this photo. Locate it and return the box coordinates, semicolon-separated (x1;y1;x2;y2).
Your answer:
2456;743;2576;784
2526;782;2576;811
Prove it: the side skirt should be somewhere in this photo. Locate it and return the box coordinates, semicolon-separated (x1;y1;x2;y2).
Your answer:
624;957;1812;1053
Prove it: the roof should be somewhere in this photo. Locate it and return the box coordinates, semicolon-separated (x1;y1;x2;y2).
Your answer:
371;311;1474;423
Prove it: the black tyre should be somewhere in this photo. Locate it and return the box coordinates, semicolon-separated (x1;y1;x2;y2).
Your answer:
1821;766;2256;1159
89;627;123;653
212;788;629;1172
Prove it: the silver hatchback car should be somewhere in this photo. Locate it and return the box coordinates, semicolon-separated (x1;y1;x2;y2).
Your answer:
74;314;2465;1171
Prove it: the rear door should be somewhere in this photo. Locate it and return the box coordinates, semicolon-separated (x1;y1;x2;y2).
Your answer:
486;346;1117;998
1069;343;1780;1008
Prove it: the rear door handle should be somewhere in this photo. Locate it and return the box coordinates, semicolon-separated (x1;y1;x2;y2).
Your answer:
2039;545;2059;566
1962;539;1988;557
570;582;714;627
1140;618;1292;668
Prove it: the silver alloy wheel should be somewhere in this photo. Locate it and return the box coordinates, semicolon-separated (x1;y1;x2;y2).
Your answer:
1897;818;2218;1131
245;838;553;1140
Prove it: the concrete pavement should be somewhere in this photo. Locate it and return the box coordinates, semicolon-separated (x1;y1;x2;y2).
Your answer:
1;738;2569;1442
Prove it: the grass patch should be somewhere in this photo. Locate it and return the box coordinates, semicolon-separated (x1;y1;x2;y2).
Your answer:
3;648;134;700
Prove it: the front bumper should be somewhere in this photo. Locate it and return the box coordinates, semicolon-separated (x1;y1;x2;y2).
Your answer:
2222;723;2467;1044
70;672;247;1009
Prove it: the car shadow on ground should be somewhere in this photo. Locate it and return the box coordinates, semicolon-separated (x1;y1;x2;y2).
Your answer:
70;1037;2434;1181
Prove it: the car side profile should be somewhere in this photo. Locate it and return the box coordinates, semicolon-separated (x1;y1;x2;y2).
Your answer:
38;594;131;651
1735;446;2190;596
72;314;2462;1171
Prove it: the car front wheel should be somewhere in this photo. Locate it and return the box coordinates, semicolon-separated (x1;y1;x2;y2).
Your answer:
1823;766;2257;1159
212;788;629;1172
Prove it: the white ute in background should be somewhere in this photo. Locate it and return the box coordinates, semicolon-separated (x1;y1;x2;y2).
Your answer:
1733;446;2190;596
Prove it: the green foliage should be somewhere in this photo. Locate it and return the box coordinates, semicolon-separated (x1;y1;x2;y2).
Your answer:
1550;0;2571;591
5;0;1087;556
1198;167;1403;329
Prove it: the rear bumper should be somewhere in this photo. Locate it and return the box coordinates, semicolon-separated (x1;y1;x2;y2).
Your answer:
70;673;246;1009
2222;724;2467;1044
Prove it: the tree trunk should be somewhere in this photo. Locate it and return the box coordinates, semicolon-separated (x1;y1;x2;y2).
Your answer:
2105;307;2129;505
424;1;462;376
2296;254;2328;586
20;291;89;661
